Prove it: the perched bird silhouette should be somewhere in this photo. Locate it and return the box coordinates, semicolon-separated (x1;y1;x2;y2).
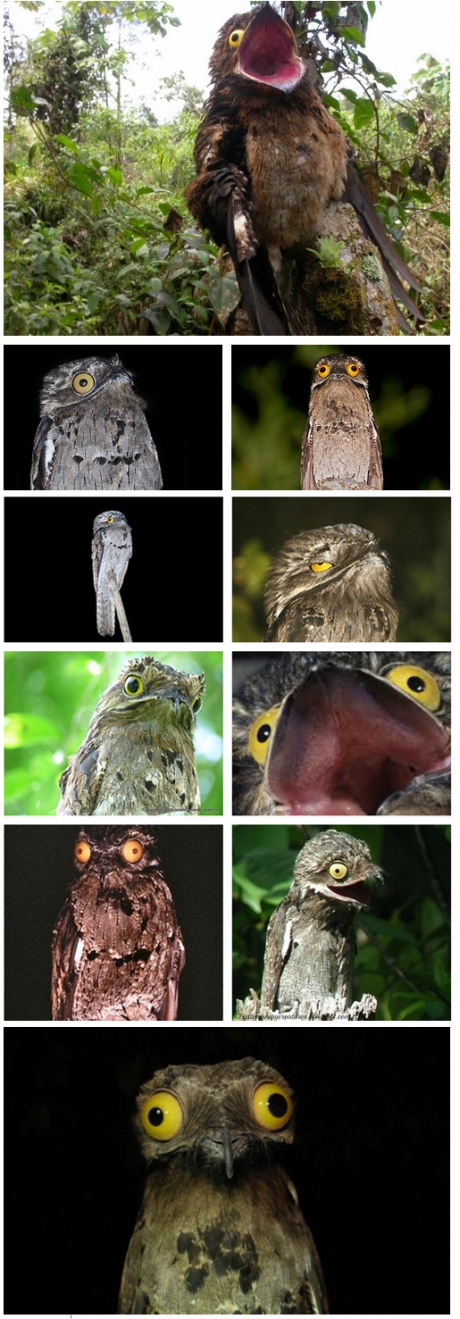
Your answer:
56;656;205;816
301;355;383;490
92;509;132;637
51;826;185;1021
233;651;451;816
258;831;381;1019
187;4;422;335
264;523;398;641
119;1057;328;1315
30;355;163;490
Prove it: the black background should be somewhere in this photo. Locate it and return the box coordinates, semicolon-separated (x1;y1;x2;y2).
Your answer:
4;1026;449;1315
4;495;223;641
4;344;223;490
5;825;223;1021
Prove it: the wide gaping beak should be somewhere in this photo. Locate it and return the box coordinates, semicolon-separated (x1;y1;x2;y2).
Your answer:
237;3;304;93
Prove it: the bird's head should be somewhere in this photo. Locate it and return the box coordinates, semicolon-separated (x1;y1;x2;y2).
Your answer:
212;4;304;93
294;829;382;910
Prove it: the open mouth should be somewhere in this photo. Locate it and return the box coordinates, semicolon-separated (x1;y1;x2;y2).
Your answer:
266;666;450;815
237;4;304;92
325;880;372;907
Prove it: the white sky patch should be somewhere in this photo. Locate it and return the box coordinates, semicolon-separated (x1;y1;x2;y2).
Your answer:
8;0;450;123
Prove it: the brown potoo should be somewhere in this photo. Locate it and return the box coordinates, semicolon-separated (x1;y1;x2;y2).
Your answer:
51;826;185;1020
264;522;398;642
233;651;451;816
92;509;132;637
119;1057;328;1315
56;656;205;816
258;831;381;1019
300;355;383;490
30;355;163;490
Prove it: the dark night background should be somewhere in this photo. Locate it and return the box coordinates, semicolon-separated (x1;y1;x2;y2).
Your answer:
232;343;450;491
3;1026;449;1315
4;495;223;642
5;825;223;1021
3;344;223;491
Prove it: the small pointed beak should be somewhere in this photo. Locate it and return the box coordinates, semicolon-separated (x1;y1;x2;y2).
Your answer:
221;1128;234;1179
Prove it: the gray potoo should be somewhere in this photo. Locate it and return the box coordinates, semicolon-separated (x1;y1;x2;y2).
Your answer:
51;826;185;1020
264;523;398;642
233;651;451;816
92;509;132;637
57;656;205;816
30;355;163;490
119;1057;328;1315
259;831;381;1019
301;355;383;490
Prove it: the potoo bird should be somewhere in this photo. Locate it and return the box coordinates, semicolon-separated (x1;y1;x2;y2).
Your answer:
187;4;422;335
258;831;381;1019
264;523;398;642
56;656;205;816
119;1057;328;1315
92;509;132;637
301;356;383;490
30;355;163;490
233;651;451;816
51;827;185;1020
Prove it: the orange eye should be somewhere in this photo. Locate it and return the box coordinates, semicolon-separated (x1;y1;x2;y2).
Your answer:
75;840;91;863
316;362;330;378
347;362;361;376
122;839;144;863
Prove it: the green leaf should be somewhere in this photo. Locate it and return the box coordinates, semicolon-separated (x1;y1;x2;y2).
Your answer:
54;135;79;153
353;98;375;130
431;212;450;226
396;112;418;134
10;85;35;114
4;713;60;748
343;26;365;46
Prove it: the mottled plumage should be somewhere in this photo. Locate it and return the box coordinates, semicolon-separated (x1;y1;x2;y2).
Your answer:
187;4;422;335
31;355;163;490
119;1057;328;1315
57;656;205;816
301;355;383;490
264;523;398;642
233;651;451;816
92;509;132;637
51;826;185;1020
259;831;381;1018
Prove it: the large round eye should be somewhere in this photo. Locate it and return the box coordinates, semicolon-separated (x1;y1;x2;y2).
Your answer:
328;862;348;880
72;371;95;395
347;362;361;377
311;561;332;573
228;28;244;47
74;840;91;863
122;839;144;863
192;697;202;713
141;1091;184;1142
106;515;114;523
248;705;281;765
385;665;441;712
124;674;144;696
253;1082;293;1131
316;362;330;378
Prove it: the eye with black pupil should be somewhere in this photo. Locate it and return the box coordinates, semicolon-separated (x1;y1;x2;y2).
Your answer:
408;677;425;692
148;1107;164;1127
125;677;141;694
257;724;272;743
268;1093;288;1118
192;698;201;712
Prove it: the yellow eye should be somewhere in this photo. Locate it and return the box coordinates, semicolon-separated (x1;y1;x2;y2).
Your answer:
141;1091;184;1142
74;840;91;863
347;362;361;377
316;362;330;378
248;705;281;765
253;1083;293;1131
192;697;202;713
124;674;144;696
328;862;348;880
72;371;95;395
311;561;332;573
122;839;144;863
228;28;244;47
106;516;114;523
385;665;441;712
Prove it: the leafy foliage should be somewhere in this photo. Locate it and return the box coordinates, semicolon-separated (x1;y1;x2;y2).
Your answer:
4;650;223;815
233;824;450;1021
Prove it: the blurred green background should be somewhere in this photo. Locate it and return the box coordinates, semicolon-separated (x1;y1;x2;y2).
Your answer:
233;823;450;1022
232;344;450;490
233;495;450;641
4;650;223;816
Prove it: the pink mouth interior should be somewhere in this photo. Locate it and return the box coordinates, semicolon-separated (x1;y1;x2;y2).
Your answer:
238;14;303;91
